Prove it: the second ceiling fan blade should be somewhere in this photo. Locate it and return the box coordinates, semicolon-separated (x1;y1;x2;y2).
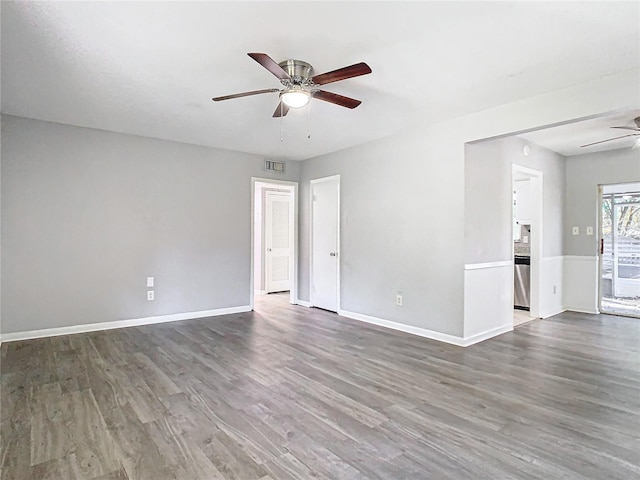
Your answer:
311;62;372;85
248;53;291;81
272;101;290;118
212;88;279;101
611;126;640;131
580;133;640;148
313;90;362;109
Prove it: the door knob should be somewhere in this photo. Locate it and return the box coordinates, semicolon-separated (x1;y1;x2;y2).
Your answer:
329;252;337;257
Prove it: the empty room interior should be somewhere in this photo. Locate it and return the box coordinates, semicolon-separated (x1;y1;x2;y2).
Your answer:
2;2;640;479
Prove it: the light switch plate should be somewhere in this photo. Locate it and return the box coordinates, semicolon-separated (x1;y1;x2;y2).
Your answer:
586;226;593;236
523;236;529;244
572;226;579;235
147;277;154;287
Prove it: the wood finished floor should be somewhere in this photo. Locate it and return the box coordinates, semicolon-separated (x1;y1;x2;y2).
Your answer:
1;294;639;480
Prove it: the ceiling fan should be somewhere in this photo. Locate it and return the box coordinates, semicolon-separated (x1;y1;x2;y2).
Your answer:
580;116;640;148
212;53;371;117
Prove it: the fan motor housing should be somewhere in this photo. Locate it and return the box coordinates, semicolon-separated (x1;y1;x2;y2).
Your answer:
278;60;313;81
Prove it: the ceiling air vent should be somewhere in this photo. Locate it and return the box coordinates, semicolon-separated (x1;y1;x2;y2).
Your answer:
265;160;286;173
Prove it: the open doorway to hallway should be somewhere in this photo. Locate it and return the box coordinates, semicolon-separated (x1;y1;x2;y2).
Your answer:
600;182;640;318
251;179;297;309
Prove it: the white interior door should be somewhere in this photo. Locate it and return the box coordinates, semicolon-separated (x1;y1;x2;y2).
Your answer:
265;191;292;293
311;176;339;311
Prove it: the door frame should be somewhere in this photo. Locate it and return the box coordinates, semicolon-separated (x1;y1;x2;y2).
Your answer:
250;178;298;310
598;185;608;314
310;175;341;311
264;189;294;294
512;164;543;320
598;182;640;317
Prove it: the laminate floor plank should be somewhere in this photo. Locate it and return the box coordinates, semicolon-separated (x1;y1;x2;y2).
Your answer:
144;417;223;480
2;293;639;479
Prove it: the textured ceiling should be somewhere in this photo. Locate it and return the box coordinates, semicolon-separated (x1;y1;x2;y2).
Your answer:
2;1;639;161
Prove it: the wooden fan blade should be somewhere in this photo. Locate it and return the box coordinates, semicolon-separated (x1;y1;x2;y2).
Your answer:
611;126;640;131
580;133;640;148
248;53;291;81
212;88;279;101
311;62;371;85
313;90;362;109
272;101;289;118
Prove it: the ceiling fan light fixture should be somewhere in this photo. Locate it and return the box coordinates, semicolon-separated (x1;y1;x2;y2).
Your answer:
281;87;310;109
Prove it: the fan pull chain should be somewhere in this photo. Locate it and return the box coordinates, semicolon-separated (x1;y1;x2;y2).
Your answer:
307;100;311;140
280;102;284;143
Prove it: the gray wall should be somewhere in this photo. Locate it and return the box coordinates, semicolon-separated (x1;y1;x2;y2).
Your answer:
465;136;566;264
299;127;465;337
564;148;640;256
1;115;299;334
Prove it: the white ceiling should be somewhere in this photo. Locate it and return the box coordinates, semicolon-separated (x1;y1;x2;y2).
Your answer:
2;2;639;161
519;109;640;156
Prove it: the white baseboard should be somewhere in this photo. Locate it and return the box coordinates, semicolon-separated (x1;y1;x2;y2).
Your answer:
539;307;566;319
337;309;512;347
461;324;513;346
0;305;252;344
563;307;599;315
464;260;513;270
293;299;312;308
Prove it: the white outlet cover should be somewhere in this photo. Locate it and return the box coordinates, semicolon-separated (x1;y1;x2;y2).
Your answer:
147;290;154;301
586;227;593;236
523;236;529;244
147;276;154;287
572;226;579;235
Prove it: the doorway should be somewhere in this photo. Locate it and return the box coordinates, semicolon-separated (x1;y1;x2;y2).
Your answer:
512;165;543;324
251;178;298;309
310;175;340;312
599;182;640;317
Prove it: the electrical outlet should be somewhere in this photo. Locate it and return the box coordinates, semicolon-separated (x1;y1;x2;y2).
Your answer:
572;226;579;236
396;294;403;306
586;226;593;236
147;290;154;301
147;276;154;287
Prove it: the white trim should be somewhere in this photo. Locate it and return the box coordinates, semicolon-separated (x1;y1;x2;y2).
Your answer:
565;308;600;315
464;260;513;270
338;309;466;345
539;307;566;319
512;164;543;319
254;289;266;296
0;306;251;344
250;178;299;311
264;189;294;294
338;309;512;347
539;255;565;319
511;164;543;177
310;174;341;184
462;324;514;346
563;255;599;314
293;299;312;308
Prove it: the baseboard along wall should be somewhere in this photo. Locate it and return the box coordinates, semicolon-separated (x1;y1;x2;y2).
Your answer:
0;305;252;344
